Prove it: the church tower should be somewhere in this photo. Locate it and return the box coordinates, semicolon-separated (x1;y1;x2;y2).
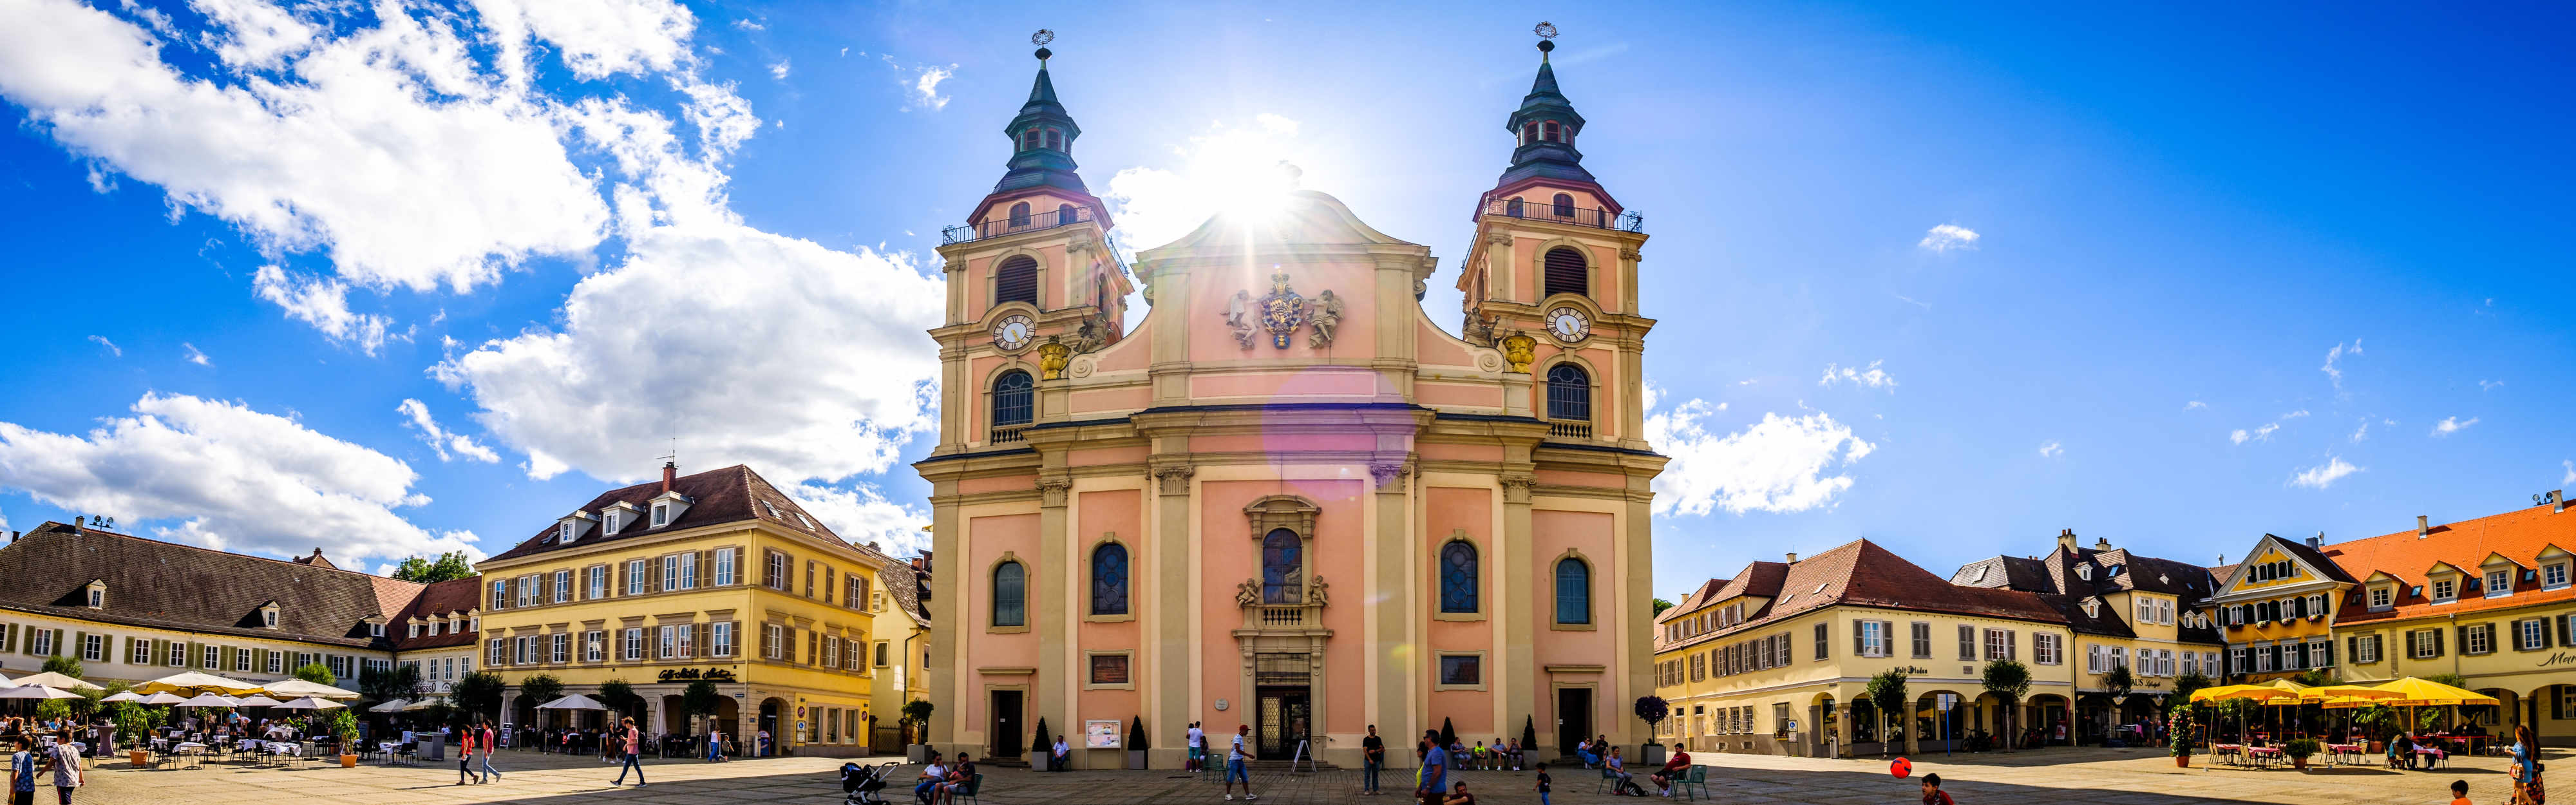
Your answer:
929;41;1135;455
1455;32;1653;451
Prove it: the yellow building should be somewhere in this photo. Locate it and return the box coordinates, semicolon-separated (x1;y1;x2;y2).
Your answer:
1651;540;2082;757
475;463;890;756
864;547;932;752
2208;533;2353;683
1952;529;2226;743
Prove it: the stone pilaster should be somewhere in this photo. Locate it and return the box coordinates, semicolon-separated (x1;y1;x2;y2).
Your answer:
1036;473;1073;763
1370;460;1415;759
1500;473;1538;750
1150;462;1195;768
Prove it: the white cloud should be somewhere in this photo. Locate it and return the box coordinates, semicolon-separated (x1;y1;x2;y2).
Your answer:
87;335;120;357
0;0;617;293
2322;339;2362;389
2350;419;2369;443
2480;379;2505;392
2230;424;2277;444
1818;360;1897;391
788;481;929;558
767;57;790;80
251;266;392;355
2038;440;2063;459
907;64;953;111
396;399;500;463
2432;416;2478;437
2184;401;2207;410
2289;456;2362;490
0;392;477;564
2562;459;2573;486
1103;117;1317;254
2282;409;2309;420
731;19;763;32
1647;399;1875;516
1917;223;1979;252
470;0;700;82
431;223;944;485
182;343;209;365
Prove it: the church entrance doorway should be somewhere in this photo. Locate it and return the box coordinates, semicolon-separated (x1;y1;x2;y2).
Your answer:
1557;687;1593;756
1256;687;1311;758
989;690;1025;758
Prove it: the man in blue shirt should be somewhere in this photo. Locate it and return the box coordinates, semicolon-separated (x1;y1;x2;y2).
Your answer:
1416;730;1448;805
10;737;36;805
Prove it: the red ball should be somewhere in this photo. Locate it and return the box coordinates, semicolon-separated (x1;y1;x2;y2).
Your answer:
1891;757;1912;779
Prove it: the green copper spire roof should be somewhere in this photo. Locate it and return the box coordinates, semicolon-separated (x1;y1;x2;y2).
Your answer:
993;46;1088;194
1497;39;1596;188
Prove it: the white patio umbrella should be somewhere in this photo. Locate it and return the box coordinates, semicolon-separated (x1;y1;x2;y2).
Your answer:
0;672;14;687
138;692;189;706
272;697;346;711
137;672;263;696
176;692;240;708
398;699;437;711
9;672;101;692
99;690;144;704
0;685;82;701
368;699;412;713
234;694;285;708
261;679;359;700
537;694;608;711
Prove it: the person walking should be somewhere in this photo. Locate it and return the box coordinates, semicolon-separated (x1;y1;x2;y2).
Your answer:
41;732;79;805
2510;723;2545;805
1224;724;1258;801
611;717;647;787
11;737;37;805
1532;763;1551;805
476;721;503;781
706;726;726;762
1416;729;1450;805
1186;722;1206;772
1360;724;1385;795
457;722;478;785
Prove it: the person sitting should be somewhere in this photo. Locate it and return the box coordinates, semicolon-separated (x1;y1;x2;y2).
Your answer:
911;754;947;805
1605;747;1646;797
1050;735;1071;772
934;753;976;805
1504;739;1524;771
1576;739;1601;769
1469;740;1490;770
1650;748;1691;796
2391;732;2416;770
1444;779;1477;805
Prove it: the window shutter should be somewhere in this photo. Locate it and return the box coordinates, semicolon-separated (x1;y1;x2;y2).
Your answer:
1;623;12;653
2318;639;2334;667
2561;614;2573;648
994;256;1039;305
2348;636;2360;662
1780;633;1793;665
1853;622;1866;656
2008;630;2020;661
2559;689;2569;721
2458;626;2472;656
1542;247;1589;298
2432;629;2445;657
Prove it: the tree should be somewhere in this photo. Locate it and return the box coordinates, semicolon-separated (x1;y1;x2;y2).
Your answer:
2102;664;2135;741
2168;702;2195;759
2293;668;2336;688
1652;598;1676;616
451;671;506;724
1982;660;2032;752
1864;670;1908;757
1633;696;1669;751
2171;671;2214;704
322;708;361;754
1131;715;1148;753
359;663;422;703
902;699;934;744
392;551;480;583
40;656;82;679
681;680;723;734
598;679;641;720
293;663;336;685
1521;715;1540;755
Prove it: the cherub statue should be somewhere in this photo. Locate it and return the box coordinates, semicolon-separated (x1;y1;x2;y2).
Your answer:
1235;578;1262;608
1220;290;1258;350
1307;290;1343;348
1306;575;1329;606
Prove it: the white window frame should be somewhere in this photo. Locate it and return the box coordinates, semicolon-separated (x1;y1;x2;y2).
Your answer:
553;570;571;603
658;625;676;659
2521;620;2548;650
80;634;104;662
2034;632;2061;665
2467;624;2493;654
2432;578;2457;603
2486;569;2512;598
623;627;644;661
588;565;607;600
1859;620;1889;658
677;624;694;658
766;623;786;659
2546;562;2570;590
517;575;536;607
715;547;737;586
1984;629;2009;661
203;644;220;670
627;560;648;594
585;630;605;662
679;552;699;589
2412;629;2440;659
550;632;569;663
712;622;734;658
129;637;149;665
264;650;283;674
662;556;679;592
2370;585;2392;609
652;503;669;527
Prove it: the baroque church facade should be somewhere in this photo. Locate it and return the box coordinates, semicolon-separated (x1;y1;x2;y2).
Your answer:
916;37;1664;769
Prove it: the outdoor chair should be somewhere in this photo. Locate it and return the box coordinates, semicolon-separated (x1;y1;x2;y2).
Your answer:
953;772;985;805
1596;766;1622;794
1674;765;1712;801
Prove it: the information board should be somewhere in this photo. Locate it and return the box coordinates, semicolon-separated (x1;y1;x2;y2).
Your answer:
1084;719;1122;750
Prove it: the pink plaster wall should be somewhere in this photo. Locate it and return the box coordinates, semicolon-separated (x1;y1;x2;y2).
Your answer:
1415;381;1501;408
1417;444;1506;464
1196;477;1366;730
959;475;1039;496
1530;509;1615;735
965;512;1041;734
1069;386;1151;415
1067;446;1149;468
1416;317;1479;367
1532;470;1623;489
1088;319;1152;372
1189;369;1389;400
1189;433;1378;455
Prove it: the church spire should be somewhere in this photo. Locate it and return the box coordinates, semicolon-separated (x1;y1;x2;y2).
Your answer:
1497;31;1595;188
993;38;1087;194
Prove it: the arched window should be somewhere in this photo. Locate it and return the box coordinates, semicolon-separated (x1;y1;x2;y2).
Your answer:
1546;363;1591;423
1008;202;1032;228
994;255;1038;305
1260;528;1302;604
992;560;1027;627
1555;558;1591;625
1043;129;1061;150
1522;122;1539;146
1090;543;1129;616
990;369;1034;429
1439;541;1479;614
1543;246;1588;298
1543;120;1561;142
1057;204;1078;226
1506;197;1525;218
1552;193;1576;218
1021;129;1039;151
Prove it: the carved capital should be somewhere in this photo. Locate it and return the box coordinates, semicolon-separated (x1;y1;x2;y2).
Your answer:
1483;232;1511;247
1368;462;1412;489
1620;247;1643;262
1037;476;1074;507
1153;464;1196;495
1500;473;1537;504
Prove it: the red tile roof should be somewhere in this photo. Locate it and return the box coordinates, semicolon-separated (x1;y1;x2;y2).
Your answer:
485;464;845;562
1661;538;2067;652
2324;502;2576;625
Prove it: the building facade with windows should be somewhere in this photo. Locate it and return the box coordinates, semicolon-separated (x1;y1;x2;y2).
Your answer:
0;521;405;688
473;463;891;756
1650;540;2081;757
866;549;932;752
390;577;482;697
2207;533;2354;684
1951;529;2225;743
919;39;1663;770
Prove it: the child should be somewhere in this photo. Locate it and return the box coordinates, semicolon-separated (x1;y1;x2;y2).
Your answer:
1533;762;1551;805
1444;780;1477;805
2450;779;2470;805
1920;773;1954;805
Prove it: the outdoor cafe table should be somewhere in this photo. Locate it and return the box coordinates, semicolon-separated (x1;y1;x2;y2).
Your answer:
2246;746;2285;768
171;743;207;770
2212;744;2247;766
2327;743;2370;766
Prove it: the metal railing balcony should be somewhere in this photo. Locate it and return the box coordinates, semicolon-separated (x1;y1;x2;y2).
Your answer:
943;207;1097;245
1484;200;1644;232
1548;419;1594;439
989;424;1029;445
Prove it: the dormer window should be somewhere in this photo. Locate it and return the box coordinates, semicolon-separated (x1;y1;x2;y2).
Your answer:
84;581;104;609
2547;562;2571;590
2082;600;2099;618
2431;578;2457;603
2076;565;2092;581
652;504;670;527
2486;569;2513;597
2369;585;2392;610
370;621;385;638
260;604;280;628
559;522;576;542
603;511;621;535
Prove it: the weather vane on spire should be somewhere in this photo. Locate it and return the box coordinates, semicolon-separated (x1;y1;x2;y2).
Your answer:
1032;28;1054;62
1533;21;1557;39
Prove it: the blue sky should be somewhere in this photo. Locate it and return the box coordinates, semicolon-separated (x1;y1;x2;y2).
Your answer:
0;1;2568;595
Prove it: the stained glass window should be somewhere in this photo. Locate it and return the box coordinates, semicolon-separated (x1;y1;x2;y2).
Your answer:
992;561;1026;627
1555;558;1591;625
1439;541;1479;614
1091;543;1129;616
1262;528;1302;604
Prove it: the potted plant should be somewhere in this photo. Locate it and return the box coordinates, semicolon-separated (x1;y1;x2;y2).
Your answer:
2353;705;2391;754
2168;705;2195;768
1634;696;1670;765
902;699;934;762
326;708;363;768
1029;717;1053;771
2283;737;2320;770
1127;716;1148;770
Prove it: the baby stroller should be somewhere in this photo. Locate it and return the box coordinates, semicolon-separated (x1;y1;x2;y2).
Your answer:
842;761;900;804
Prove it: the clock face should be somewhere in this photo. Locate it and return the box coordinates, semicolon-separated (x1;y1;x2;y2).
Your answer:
992;314;1034;351
1546;307;1591;343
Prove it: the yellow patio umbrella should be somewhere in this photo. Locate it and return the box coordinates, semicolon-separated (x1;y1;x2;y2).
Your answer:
136;672;265;697
2304;685;2406;744
2365;677;2497;707
2190;685;2300;764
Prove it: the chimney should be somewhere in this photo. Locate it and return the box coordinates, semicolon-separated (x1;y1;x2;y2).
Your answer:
661;460;677;493
2417;515;2430;537
2094;536;2112;550
2553;490;2566;514
2055;529;2078;553
1785;552;1799;564
2306;532;2324;549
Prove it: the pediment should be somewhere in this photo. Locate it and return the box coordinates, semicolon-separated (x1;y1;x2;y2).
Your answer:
1139;190;1417;260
